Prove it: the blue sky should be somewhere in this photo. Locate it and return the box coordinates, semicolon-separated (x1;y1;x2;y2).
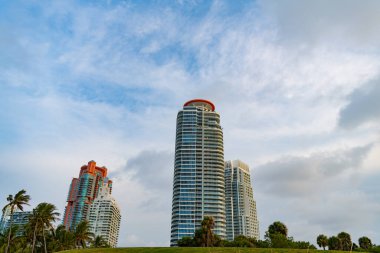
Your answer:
1;0;380;247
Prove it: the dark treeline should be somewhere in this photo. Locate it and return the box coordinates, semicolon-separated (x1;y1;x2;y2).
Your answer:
3;190;380;252
0;189;109;253
317;233;380;253
178;217;380;252
177;218;315;249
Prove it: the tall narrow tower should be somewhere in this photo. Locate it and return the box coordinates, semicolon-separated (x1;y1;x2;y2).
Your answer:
225;160;259;241
63;160;112;231
170;99;226;246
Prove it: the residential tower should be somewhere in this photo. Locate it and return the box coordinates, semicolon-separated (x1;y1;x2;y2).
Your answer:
63;160;112;231
170;99;226;246
225;160;259;241
88;183;121;247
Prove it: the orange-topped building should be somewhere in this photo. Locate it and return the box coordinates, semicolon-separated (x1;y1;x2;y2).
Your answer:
63;160;112;231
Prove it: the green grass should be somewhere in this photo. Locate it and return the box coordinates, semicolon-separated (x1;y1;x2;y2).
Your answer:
58;248;346;253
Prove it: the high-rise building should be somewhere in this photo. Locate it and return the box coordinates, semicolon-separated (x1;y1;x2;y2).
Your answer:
170;99;226;246
225;160;259;241
0;206;11;233
88;184;121;248
1;211;32;236
63;160;112;231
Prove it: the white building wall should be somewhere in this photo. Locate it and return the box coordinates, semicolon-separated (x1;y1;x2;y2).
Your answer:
88;184;121;248
225;160;259;241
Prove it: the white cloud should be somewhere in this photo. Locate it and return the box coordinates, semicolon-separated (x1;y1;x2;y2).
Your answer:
254;142;380;243
1;0;380;247
255;144;373;197
258;0;380;49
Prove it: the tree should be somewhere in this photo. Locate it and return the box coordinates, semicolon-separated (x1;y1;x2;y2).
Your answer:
39;203;60;253
74;220;94;248
265;221;289;248
328;236;342;250
267;221;288;238
317;234;329;250
2;189;31;253
1;226;20;253
290;240;316;249
232;235;255;247
176;217;224;248
352;243;358;251
14;234;29;253
370;245;380;253
92;235;109;248
51;224;76;251
269;233;290;248
29;202;60;253
194;216;216;247
177;236;195;247
0;231;5;249
337;232;352;251
256;239;270;248
358;236;372;250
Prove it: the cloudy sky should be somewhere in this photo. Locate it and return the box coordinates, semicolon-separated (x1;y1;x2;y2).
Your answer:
1;0;380;247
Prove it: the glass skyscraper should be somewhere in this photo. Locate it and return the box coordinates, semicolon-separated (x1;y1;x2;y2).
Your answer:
225;160;259;241
170;99;226;246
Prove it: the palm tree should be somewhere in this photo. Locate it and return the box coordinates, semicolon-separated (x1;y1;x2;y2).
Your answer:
1;225;19;252
30;202;60;253
14;235;29;253
358;236;372;250
193;216;216;247
52;225;76;251
267;221;288;238
337;232;352;251
328;236;342;250
92;235;109;248
202;216;215;247
74;220;94;248
317;234;328;250
2;189;31;253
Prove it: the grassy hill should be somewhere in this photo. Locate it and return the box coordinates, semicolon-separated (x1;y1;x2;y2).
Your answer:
59;248;344;253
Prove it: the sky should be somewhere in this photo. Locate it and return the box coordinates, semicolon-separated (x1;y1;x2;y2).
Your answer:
1;0;380;247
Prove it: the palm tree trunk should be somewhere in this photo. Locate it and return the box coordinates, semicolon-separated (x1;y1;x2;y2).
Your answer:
43;227;47;253
5;208;14;253
5;223;12;253
31;221;38;253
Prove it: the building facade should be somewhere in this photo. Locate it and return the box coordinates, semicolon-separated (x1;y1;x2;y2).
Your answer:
63;160;112;231
88;184;121;248
0;206;11;233
225;160;259;241
170;99;226;246
2;211;33;236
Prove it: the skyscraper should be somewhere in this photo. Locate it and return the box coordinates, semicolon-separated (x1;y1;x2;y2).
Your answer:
170;99;226;246
63;160;112;231
225;160;259;241
88;184;121;248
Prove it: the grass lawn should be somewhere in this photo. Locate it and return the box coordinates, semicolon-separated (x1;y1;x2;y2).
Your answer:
58;248;344;253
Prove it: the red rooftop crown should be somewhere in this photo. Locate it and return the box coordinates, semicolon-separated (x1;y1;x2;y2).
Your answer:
184;99;215;111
